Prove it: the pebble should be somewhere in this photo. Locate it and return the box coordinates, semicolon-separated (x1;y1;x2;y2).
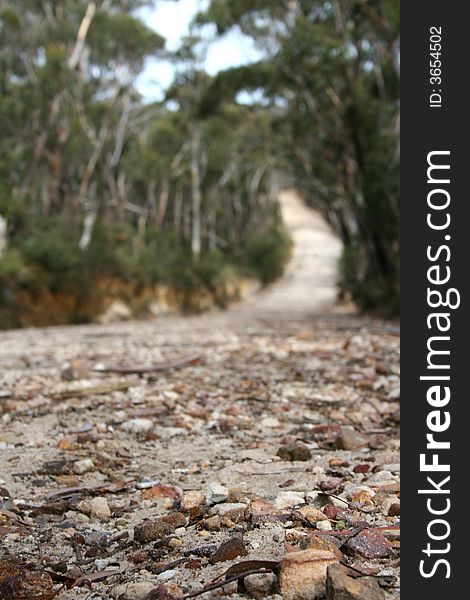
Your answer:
277;442;312;462
212;502;247;520
156;569;177;583
206;482;228;504
279;549;339;599
318;477;343;492
335;428;368;451
275;491;305;509
111;581;156;600
316;520;332;531
296;506;328;525
346;529;393;559
366;470;397;486
244;572;277;599
326;563;385;600
134;513;186;544
180;490;205;512
260;417;280;428
89;497;111;522
209;537;248;564
72;458;94;475
121;418;154;433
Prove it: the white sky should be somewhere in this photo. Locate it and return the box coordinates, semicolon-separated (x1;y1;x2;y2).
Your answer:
137;0;263;101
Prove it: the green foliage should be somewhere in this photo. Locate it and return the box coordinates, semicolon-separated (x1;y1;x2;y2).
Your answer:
246;229;291;285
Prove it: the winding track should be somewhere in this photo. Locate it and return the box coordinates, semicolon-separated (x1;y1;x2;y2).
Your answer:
236;189;342;319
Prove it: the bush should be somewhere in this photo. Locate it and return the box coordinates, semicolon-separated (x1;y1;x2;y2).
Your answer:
246;229;291;285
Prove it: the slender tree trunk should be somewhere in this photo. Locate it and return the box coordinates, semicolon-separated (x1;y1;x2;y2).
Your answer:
190;125;202;258
0;215;7;258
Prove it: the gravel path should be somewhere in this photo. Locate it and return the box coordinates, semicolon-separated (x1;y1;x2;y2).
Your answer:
0;193;400;600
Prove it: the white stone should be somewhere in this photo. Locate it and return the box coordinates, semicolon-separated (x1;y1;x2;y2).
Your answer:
121;418;154;433
206;482;229;504
316;520;333;531
73;458;94;474
260;417;280;428
275;491;305;510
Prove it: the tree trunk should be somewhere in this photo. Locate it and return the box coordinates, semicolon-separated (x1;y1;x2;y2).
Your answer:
190;125;202;258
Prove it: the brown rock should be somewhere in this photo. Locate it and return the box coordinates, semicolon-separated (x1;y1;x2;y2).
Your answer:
279;549;339;599
250;497;285;525
297;505;328;525
180;490;205;512
335;429;368;451
134;512;186;544
141;485;183;500
143;583;182;599
209;537;248;564
301;535;343;560
346;529;392;559
277;442;312;462
318;477;343;492
0;570;54;599
326;563;385;600
244;572;277;598
322;504;344;520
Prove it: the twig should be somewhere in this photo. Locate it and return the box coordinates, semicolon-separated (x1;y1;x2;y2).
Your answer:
49;381;133;401
94;354;201;375
174;568;276;600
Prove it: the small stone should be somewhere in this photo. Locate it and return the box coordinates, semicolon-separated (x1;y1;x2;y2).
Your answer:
72;458;94;475
326;563;385;600
141;485;183;500
244;572;277;599
346;529;392;559
297;506;328;525
168;538;183;549
180;490;205;512
156;569;176;583
203;516;221;531
89;497;111;522
335;429;368;451
388;502;400;517
279;549;339;599
0;571;54;599
318;477;343;492
372;492;398;516
121;418;154;433
250;498;284;525
316;520;333;531
275;491;305;510
260;417;280;428
142;583;182;599
301;535;343;560
353;463;370;474
134;513;186;544
366;470;397;487
213;502;247;521
277;442;312;462
209;537;248;564
206;482;228;505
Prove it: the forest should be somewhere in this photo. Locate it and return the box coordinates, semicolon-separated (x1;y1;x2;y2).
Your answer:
0;0;400;327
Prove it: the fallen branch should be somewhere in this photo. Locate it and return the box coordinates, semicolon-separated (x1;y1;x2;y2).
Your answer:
94;354;201;375
49;381;133;401
173;567;278;600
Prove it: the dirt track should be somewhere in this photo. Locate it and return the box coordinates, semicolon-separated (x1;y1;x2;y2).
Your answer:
0;193;400;599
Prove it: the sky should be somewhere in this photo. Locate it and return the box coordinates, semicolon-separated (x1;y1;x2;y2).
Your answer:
136;0;263;101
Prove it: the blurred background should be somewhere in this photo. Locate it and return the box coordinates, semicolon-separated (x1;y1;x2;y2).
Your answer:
0;0;399;329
